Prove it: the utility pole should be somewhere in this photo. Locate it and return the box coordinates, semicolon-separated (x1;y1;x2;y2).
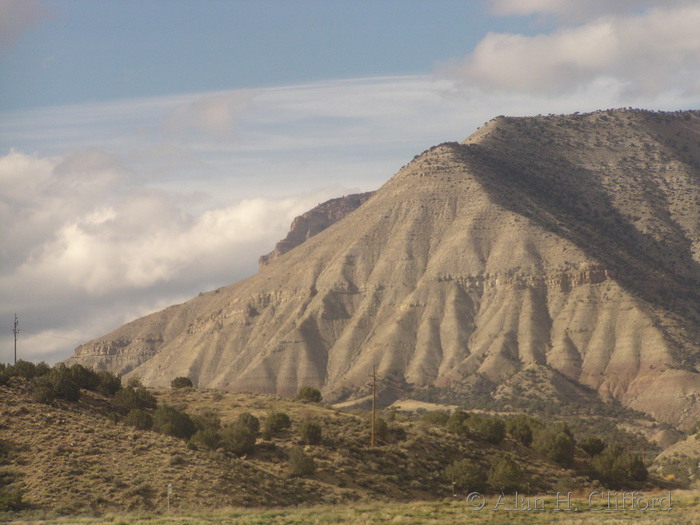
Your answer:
369;364;377;447
13;314;19;364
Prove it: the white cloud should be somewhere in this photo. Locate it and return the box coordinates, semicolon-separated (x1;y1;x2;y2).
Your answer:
0;146;344;361
445;4;700;96
0;0;47;51
1;150;330;296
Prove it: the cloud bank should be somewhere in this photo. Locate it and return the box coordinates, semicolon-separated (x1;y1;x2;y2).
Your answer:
447;2;700;96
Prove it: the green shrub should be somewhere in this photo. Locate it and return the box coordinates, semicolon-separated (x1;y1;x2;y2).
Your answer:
114;386;157;411
580;436;606;457
236;412;260;434
152;405;196;440
48;366;81;402
220;423;256;456
262;411;291;439
193;410;222;432
171;376;193;389
487;455;524;492
374;417;388;443
443;459;487;493
9;360;41;379
299;421;323;445
188;428;220;450
31;366;81;403
469;416;506;444
287;446;315;477
592;445;648;486
447;410;470;434
296;386;322;403
124;409;153;430
30;383;56;405
420;410;450;427
69;364;99;391
96;371;122;396
506;416;534;446
533;426;575;467
126;377;144;388
0;486;25;511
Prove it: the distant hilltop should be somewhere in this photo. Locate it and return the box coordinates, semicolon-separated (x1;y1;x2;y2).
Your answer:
259;192;374;268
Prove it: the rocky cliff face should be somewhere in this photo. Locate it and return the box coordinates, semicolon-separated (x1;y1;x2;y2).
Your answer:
68;109;700;429
259;192;374;268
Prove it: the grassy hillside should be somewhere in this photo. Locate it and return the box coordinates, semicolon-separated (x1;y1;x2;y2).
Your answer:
0;362;691;521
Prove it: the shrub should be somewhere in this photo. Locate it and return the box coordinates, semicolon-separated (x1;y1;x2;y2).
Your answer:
236;412;260;434
374;417;388;443
49;366;81;402
34;362;51;377
69;364;99;391
580;436;606;457
506;416;534;446
299;421;322;445
420;410;450;427
220;423;256;456
488;455;524;492
592;445;648;486
124;409;153;430
296;386;322;403
443;459;487;493
188;428;220;450
171;376;193;389
469;416;506;444
287;446;315;477
126;377;143;388
31;383;56;405
152;405;196;440
262;411;291;439
689;420;700;435
96;371;122;396
533;426;575;467
447;410;470;434
114;386;157;411
32;366;81;403
0;486;25;511
193;409;221;432
10;360;41;379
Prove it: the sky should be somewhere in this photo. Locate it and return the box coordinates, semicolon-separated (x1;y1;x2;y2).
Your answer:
2;0;700;364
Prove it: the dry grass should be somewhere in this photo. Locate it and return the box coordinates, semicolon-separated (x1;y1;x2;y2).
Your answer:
6;491;700;524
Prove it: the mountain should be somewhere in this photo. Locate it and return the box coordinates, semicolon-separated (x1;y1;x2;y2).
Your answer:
259;191;374;268
67;109;700;429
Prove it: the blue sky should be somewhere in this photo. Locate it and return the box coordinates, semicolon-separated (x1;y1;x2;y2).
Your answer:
2;1;531;109
2;0;700;363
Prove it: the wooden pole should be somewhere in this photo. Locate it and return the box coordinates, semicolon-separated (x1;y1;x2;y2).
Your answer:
370;364;376;447
13;314;19;365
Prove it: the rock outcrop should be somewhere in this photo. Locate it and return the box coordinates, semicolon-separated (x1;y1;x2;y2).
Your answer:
67;109;700;429
259;192;374;268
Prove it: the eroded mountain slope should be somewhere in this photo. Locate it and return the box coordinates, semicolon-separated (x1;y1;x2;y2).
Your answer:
68;109;700;428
